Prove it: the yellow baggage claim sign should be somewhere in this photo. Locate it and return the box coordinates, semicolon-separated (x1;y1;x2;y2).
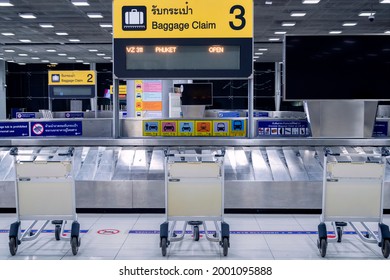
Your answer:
48;70;96;99
113;0;253;78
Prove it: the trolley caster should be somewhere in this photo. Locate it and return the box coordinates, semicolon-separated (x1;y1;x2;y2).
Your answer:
70;221;81;255
193;225;200;241
379;223;390;258
317;223;327;257
9;222;21;256
52;220;63;241
221;222;230;257
188;221;202;241
222;237;229;256
335;222;346;243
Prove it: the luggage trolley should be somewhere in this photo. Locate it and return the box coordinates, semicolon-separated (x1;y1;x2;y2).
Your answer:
8;147;81;256
317;148;390;258
159;149;230;256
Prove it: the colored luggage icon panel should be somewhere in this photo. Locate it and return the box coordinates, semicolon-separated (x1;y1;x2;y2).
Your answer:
178;121;195;136
161;121;178;136
213;121;229;136
195;121;212;136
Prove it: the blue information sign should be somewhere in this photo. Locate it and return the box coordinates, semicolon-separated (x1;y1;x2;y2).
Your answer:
0;122;29;137
30;121;82;137
15;112;36;119
65;112;84;118
372;121;388;137
218;111;240;118
257;120;310;137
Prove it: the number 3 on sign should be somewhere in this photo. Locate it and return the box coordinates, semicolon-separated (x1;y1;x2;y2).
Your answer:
229;5;246;30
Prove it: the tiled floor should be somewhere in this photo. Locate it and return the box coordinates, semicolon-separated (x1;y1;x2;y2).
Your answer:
0;213;389;260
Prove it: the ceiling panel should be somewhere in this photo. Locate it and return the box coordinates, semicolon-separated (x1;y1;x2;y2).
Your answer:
0;0;389;64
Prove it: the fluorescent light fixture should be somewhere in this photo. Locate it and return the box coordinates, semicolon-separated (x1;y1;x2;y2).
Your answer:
0;57;3;60
282;22;296;26
83;62;90;65
253;56;260;59
385;31;390;34
1;32;14;36
19;39;31;43
290;12;306;17
97;53;106;56
39;23;54;28
31;57;40;60
41;60;50;63
4;49;15;52
343;22;357;26
18;63;26;65
69;39;80;42
329;30;342;34
269;38;280;41
255;52;264;55
67;57;76;59
87;13;103;19
0;0;14;7
380;0;390;3
302;0;320;3
99;23;112;28
274;31;287;34
265;1;272;4
56;32;68;36
359;11;376;16
258;48;268;51
18;54;28;56
46;49;56;52
19;13;36;19
88;49;98;52
76;60;84;63
50;63;58;65
103;57;111;59
71;0;89;6
58;53;67;56
7;60;15;63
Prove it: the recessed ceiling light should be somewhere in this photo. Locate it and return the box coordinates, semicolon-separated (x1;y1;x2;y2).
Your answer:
41;60;50;63
7;60;15;63
255;52;264;55
39;23;54;28
380;0;390;3
87;13;103;19
97;53;106;56
290;12;306;17
19;39;32;43
103;57;111;59
58;53;67;56
302;0;320;3
19;13;36;19
46;49;56;52
329;30;342;34
88;49;98;52
385;31;390;34
282;22;296;27
83;62;90;65
31;57;40;60
71;0;89;6
50;63;58;65
343;22;357;26
0;0;14;7
69;39;80;42
269;38;280;41
258;48;268;51
4;49;15;52
253;56;260;59
18;54;28;56
1;32;14;36
67;57;76;59
359;11;376;16
265;1;272;4
18;63;26;65
274;31;287;34
76;60;84;63
99;23;112;28
56;32;68;36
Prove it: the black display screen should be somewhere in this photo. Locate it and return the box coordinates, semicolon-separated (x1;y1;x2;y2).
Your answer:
175;83;213;105
284;35;390;100
50;86;94;99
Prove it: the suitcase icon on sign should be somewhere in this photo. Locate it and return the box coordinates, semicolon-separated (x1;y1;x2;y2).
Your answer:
125;9;144;25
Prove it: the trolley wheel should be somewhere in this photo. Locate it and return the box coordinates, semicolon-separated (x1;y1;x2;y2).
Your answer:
161;237;168;257
318;238;327;257
55;225;61;241
9;237;18;256
71;237;79;255
222;237;229;256
193;226;200;241
382;239;390;258
336;227;342;243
